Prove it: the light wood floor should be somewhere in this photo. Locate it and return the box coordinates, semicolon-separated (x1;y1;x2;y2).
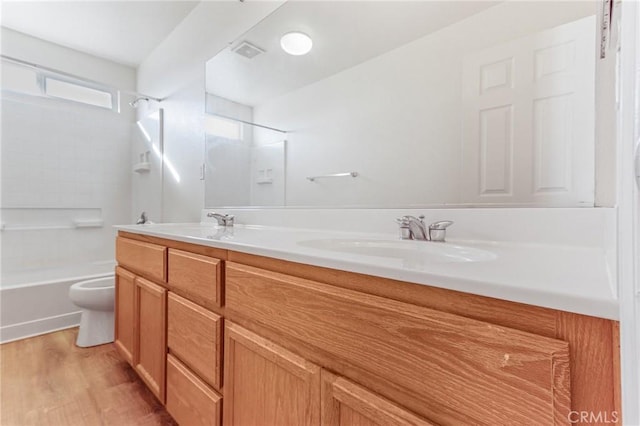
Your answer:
0;328;176;426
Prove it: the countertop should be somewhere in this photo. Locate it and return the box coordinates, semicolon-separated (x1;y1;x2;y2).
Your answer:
115;223;618;320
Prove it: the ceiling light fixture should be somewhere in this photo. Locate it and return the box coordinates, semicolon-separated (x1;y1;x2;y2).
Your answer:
280;31;313;56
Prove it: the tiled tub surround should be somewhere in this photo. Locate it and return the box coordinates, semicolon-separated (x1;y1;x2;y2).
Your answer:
1;93;130;342
114;208;621;425
117;207;617;320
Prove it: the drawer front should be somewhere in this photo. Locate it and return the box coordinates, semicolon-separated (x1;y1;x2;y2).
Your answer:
168;248;222;310
116;237;166;282
166;354;222;426
226;263;571;426
168;292;222;390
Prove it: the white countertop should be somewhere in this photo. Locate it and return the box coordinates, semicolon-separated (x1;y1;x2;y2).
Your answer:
116;222;618;320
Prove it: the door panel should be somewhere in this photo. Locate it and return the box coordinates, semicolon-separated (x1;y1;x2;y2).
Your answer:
135;277;167;403
321;370;435;426
462;16;595;206
114;267;136;365
223;321;320;426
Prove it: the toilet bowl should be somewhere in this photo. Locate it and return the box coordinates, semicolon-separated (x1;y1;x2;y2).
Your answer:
69;275;115;347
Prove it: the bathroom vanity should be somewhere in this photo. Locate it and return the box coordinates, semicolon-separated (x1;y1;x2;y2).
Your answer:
113;223;620;426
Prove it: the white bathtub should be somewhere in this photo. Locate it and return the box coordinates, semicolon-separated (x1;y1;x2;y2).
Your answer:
0;261;115;343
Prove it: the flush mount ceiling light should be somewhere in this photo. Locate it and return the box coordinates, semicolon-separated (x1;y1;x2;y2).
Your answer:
280;31;313;56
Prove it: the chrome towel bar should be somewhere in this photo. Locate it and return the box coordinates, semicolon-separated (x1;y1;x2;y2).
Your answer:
306;172;358;182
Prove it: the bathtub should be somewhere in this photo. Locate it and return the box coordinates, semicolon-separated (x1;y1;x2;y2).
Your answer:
0;261;115;344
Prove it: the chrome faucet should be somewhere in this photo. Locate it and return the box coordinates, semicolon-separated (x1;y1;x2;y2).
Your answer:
396;215;453;242
207;212;235;227
136;211;148;225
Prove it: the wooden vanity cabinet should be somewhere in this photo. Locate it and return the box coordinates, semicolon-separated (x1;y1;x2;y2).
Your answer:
115;232;621;426
116;234;225;425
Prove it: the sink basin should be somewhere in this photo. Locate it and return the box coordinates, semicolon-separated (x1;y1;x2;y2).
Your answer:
297;238;496;263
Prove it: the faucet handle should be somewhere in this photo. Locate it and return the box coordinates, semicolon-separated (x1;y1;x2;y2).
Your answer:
396;215;427;240
222;214;235;226
395;216;410;225
397;215;425;223
428;220;453;230
136;211;148;225
207;212;235;227
428;220;453;242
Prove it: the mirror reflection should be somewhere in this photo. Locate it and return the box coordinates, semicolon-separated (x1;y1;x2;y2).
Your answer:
205;1;605;208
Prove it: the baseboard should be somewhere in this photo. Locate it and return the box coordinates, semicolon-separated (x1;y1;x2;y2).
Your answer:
0;311;81;344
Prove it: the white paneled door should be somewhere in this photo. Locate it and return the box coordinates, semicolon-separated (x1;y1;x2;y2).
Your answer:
462;16;596;206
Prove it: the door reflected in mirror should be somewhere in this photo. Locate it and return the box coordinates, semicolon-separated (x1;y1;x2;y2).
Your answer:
205;1;612;208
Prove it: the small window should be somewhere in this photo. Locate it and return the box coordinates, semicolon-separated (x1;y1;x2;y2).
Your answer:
44;77;113;109
0;61;40;95
205;115;243;140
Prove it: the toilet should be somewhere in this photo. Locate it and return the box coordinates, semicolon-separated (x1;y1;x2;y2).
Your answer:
69;275;115;347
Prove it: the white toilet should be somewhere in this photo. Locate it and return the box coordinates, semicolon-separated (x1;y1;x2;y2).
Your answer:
69;275;115;347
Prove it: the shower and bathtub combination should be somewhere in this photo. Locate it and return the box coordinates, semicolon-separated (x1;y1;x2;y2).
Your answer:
0;54;162;345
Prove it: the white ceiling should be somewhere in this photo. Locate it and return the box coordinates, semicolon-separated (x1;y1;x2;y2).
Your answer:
0;1;200;67
206;1;500;107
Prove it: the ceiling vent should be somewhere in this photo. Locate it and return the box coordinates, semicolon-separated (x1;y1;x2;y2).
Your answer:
232;41;265;59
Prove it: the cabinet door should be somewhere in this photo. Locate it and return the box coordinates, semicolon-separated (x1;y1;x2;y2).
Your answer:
321;371;436;426
226;263;571;425
223;321;320;426
135;277;167;403
114;266;136;365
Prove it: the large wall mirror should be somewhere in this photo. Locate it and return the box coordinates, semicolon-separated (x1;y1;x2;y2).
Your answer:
205;1;610;208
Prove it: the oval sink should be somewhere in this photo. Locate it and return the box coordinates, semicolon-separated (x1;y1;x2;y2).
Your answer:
297;238;496;263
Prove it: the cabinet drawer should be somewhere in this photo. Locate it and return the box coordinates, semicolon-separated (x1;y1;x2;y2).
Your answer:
168;292;222;390
166;354;222;426
168;249;222;309
116;237;166;282
226;263;571;426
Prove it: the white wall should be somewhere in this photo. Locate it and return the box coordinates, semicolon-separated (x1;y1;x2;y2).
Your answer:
1;28;135;95
135;1;283;222
0;28;136;278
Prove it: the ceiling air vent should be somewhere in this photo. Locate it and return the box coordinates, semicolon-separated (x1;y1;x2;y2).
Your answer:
232;41;265;59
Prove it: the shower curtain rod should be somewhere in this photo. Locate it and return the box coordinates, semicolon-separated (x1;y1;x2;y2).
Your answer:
1;54;163;102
